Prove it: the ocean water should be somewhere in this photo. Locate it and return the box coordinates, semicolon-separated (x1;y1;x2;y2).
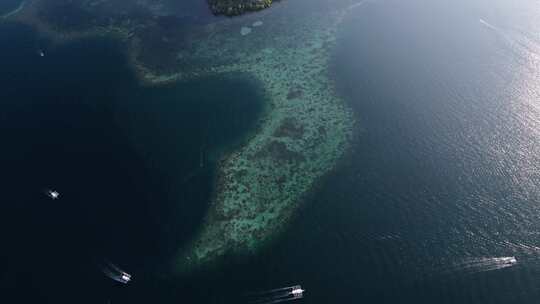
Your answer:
165;0;539;303
280;0;540;303
2;0;540;303
0;23;264;303
0;0;22;16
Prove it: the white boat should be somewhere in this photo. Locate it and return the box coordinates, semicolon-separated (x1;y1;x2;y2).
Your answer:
46;189;60;199
120;272;131;283
99;260;132;284
290;287;304;297
246;285;305;304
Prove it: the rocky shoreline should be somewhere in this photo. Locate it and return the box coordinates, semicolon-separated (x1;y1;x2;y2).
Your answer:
208;0;274;16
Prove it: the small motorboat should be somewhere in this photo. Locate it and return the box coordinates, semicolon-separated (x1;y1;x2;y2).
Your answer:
246;285;305;304
290;287;304;298
99;260;132;284
119;271;131;283
46;189;60;200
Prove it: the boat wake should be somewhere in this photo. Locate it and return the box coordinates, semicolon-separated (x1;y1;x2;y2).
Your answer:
478;17;540;64
245;286;305;304
432;256;518;277
1;0;26;19
347;0;371;11
479;18;498;31
97;260;132;284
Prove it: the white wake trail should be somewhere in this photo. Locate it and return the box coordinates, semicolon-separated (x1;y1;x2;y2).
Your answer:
479;18;498;31
432;256;518;277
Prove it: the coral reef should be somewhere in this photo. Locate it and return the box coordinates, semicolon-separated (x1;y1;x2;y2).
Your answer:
158;6;358;273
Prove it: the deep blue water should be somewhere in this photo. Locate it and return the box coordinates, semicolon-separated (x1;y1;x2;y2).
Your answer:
0;22;264;303
2;0;540;303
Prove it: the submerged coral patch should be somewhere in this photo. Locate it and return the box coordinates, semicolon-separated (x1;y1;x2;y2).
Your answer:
240;26;252;36
254;140;306;164
274;118;305;139
167;7;357;273
286;87;304;100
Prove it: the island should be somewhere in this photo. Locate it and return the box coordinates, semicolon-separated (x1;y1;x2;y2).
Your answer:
5;0;362;274
209;0;274;16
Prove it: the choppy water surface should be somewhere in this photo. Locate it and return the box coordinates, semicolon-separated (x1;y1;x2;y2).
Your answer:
2;0;540;303
290;0;540;303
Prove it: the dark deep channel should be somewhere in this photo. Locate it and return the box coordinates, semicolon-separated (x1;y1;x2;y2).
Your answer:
0;22;264;303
